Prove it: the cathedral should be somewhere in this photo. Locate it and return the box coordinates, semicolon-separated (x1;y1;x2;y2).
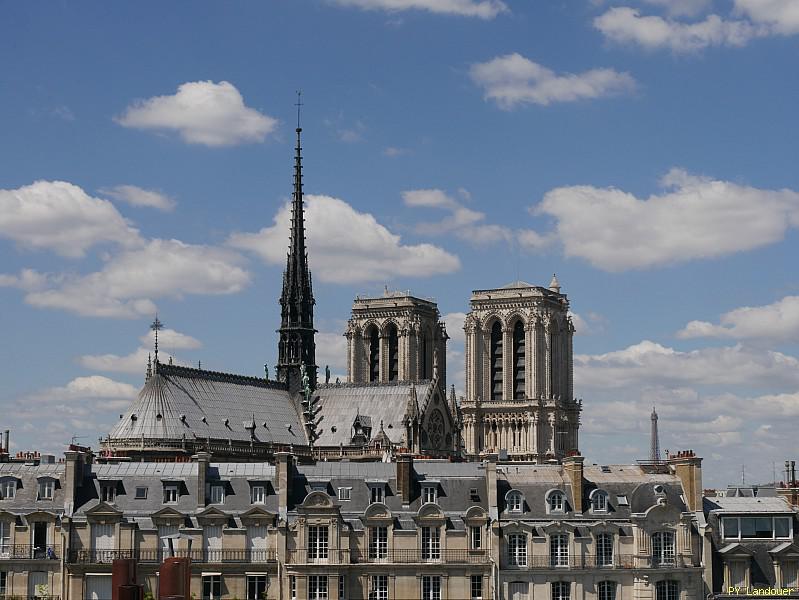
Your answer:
101;123;580;463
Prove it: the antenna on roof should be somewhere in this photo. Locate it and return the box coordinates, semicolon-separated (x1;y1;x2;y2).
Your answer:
150;315;164;365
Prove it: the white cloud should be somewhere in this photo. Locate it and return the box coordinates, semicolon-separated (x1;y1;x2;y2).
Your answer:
79;328;202;374
443;312;466;345
594;7;767;51
575;340;799;389
470;53;636;109
116;81;277;147
31;375;139;402
99;185;176;211
316;331;349;374
735;0;799;35
328;0;507;19
23;239;250;318
677;296;799;342
383;146;408;157
139;327;202;350
0;180;141;258
532;169;799;271
0;268;53;292
229;194;460;283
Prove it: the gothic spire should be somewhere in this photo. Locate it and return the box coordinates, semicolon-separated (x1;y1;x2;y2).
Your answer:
276;92;317;393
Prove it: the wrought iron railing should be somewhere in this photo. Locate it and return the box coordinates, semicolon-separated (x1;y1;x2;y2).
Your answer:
67;549;276;564
0;545;59;560
0;596;61;600
353;548;489;564
501;554;682;569
285;549;352;565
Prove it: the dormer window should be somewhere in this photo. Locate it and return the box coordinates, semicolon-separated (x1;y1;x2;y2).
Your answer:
547;490;565;514
590;490;609;513
210;484;225;505
163;484;179;504
507;491;523;513
0;478;16;500
251;485;266;505
37;479;55;501
369;484;384;504
101;483;117;503
422;484;438;505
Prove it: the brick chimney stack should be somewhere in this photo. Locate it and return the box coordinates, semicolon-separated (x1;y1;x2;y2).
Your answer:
668;450;703;512
396;453;414;505
563;454;585;513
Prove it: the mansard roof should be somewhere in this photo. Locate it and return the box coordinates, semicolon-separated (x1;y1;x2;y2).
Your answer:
312;380;435;447
106;363;307;447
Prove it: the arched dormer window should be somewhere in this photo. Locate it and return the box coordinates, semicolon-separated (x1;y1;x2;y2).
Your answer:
490;321;503;401
590;490;609;513
506;490;524;513
546;490;565;514
512;320;525;400
0;477;18;500
367;325;379;382
386;323;399;382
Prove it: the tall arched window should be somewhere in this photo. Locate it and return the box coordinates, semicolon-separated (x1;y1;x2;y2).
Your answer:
512;320;525;400
420;330;431;380
490;321;503;401
368;326;379;382
387;324;399;381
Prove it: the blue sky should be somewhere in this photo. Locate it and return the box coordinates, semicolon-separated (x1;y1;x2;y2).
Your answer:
2;0;799;487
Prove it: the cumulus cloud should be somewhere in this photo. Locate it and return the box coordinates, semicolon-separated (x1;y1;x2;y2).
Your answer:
79;327;202;374
22;239;250;318
531;169;799;271
116;81;277;147
99;184;176;211
316;331;349;375
0;268;53;292
575;340;799;389
594;6;767;52
328;0;508;19
677;296;799;342
734;0;799;35
229;194;460;283
470;53;636;109
0;180;141;258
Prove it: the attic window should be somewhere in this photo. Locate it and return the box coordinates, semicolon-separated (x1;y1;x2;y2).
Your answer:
0;478;17;499
469;488;480;502
507;491;523;513
616;495;629;506
131;414;137;421
135;487;148;499
101;483;117;503
156;414;163;420
600;465;611;473
547;490;565;514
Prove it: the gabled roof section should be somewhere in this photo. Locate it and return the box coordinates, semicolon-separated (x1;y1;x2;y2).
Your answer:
107;363;307;446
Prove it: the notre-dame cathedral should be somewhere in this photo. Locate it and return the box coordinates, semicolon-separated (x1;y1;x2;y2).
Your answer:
102;124;581;463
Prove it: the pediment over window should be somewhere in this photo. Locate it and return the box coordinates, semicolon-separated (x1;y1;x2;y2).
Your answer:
415;503;445;524
719;543;754;557
24;510;60;522
197;506;229;524
301;490;335;510
362;502;393;523
500;521;537;534
151;506;185;525
770;542;799;558
464;506;488;524
240;506;276;525
85;501;123;523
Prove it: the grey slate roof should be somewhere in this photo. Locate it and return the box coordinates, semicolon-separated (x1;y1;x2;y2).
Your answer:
107;364;307;446
704;496;794;513
313;381;434;446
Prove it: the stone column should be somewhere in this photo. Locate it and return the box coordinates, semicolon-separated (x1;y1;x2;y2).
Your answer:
566;319;574;401
544;319;553;399
398;327;408;381
525;320;534;400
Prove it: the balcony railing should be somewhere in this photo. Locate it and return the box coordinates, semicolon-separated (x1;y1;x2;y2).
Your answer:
0;545;59;560
502;554;688;569
353;549;490;564
0;596;61;600
67;549;277;564
285;549;352;565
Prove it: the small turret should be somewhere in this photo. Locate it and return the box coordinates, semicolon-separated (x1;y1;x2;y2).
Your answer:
549;273;561;293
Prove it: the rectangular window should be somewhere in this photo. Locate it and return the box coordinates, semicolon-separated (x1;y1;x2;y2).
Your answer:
290;575;297;600
655;580;678;600
508;533;527;567
598;582;616;600
308;575;328;600
783;561;799;588
552;582;570;600
135;486;148;499
371;575;388;600
596;533;613;567
339;575;346;600
337;487;351;501
202;575;221;600
550;534;569;567
652;531;675;566
308;526;329;561
247;575;267;600
251;485;266;504
101;484;116;503
728;561;747;588
369;526;388;560
722;518;739;539
209;485;225;504
423;485;437;504
421;575;441;600
775;517;791;538
0;480;16;499
38;480;54;500
421;526;441;561
163;484;178;504
0;522;11;554
471;526;482;549
370;485;384;504
0;570;7;597
471;575;483;600
616;495;628;506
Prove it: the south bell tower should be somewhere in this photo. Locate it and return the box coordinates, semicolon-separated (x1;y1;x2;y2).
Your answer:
276;113;318;392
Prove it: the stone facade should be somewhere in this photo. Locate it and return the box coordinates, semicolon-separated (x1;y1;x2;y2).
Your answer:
345;291;447;389
460;278;581;461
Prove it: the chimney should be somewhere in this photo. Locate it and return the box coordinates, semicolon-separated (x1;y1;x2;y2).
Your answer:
3;430;9;455
668;450;703;512
396;453;414;505
63;449;85;511
192;452;211;508
276;452;293;520
563;454;585;513
486;461;498;520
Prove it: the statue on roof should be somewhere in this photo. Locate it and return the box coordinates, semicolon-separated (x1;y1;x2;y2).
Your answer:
325;365;331;384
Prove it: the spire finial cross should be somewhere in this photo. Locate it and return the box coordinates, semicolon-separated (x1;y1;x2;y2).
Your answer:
295;90;303;129
150;315;164;364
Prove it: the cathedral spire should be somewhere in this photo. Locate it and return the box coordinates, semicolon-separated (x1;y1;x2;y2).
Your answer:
276;92;317;392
